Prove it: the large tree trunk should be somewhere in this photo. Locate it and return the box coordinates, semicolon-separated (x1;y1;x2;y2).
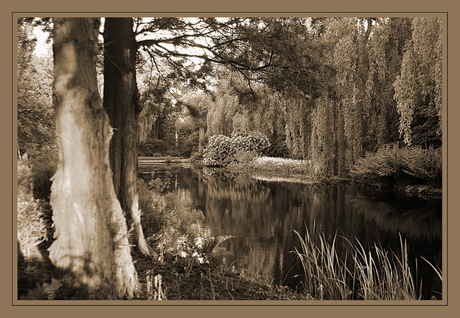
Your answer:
49;18;138;298
103;18;151;255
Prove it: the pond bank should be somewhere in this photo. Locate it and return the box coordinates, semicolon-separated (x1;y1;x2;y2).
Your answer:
200;156;442;199
139;156;191;165
132;250;311;300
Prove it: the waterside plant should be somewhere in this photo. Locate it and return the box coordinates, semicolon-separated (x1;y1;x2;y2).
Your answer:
350;145;442;188
293;223;442;300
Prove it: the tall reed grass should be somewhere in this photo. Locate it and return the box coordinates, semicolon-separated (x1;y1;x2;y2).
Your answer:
293;223;441;300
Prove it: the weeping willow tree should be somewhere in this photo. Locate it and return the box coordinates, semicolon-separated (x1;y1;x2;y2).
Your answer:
394;17;442;147
307;17;424;178
333;18;371;167
310;98;334;177
206;69;289;157
305;18;371;176
205;17;442;180
206;70;244;136
283;90;311;160
365;18;413;148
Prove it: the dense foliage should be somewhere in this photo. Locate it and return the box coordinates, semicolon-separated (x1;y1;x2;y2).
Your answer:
19;16;442;174
203;132;270;166
130;17;443;182
17;162;49;259
17;19;54;157
202;135;234;166
204;17;442;180
350;145;442;187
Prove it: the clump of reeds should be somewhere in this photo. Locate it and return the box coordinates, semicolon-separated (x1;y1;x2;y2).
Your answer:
294;223;441;300
293;222;352;300
348;235;419;300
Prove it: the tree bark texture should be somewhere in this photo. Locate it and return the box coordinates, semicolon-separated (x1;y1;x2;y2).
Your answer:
49;18;138;298
103;18;151;255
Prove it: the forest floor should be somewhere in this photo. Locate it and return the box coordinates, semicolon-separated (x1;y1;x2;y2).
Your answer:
131;249;311;301
17;241;311;301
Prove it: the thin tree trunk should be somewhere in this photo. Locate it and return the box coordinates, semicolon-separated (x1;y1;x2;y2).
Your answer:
152;119;159;139
103;18;151;255
49;18;137;298
198;126;205;152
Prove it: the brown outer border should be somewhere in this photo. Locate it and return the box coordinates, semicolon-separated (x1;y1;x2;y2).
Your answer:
2;0;457;316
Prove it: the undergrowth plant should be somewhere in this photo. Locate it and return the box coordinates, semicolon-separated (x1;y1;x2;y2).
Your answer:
17;160;52;259
17;156;57;299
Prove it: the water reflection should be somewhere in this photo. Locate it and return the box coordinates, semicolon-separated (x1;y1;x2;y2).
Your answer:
140;165;442;299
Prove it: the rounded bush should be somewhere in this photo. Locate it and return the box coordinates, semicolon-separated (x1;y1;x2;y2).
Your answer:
203;132;271;166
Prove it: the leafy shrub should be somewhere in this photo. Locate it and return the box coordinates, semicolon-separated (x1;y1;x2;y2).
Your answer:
163;191;204;236
233;150;258;163
230;132;271;154
17;161;52;259
399;146;442;184
202;135;234;166
203;132;271;166
351;145;442;186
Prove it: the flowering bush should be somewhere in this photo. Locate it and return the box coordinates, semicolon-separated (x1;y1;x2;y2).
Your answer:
203;133;271;166
202;135;234;166
230;132;271;154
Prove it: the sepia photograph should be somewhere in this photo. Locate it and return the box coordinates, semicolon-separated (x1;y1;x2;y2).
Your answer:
15;14;444;304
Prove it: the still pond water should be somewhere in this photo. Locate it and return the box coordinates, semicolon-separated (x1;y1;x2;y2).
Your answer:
139;164;442;299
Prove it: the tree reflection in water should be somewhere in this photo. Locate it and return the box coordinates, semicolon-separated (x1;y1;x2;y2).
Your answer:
144;165;442;299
